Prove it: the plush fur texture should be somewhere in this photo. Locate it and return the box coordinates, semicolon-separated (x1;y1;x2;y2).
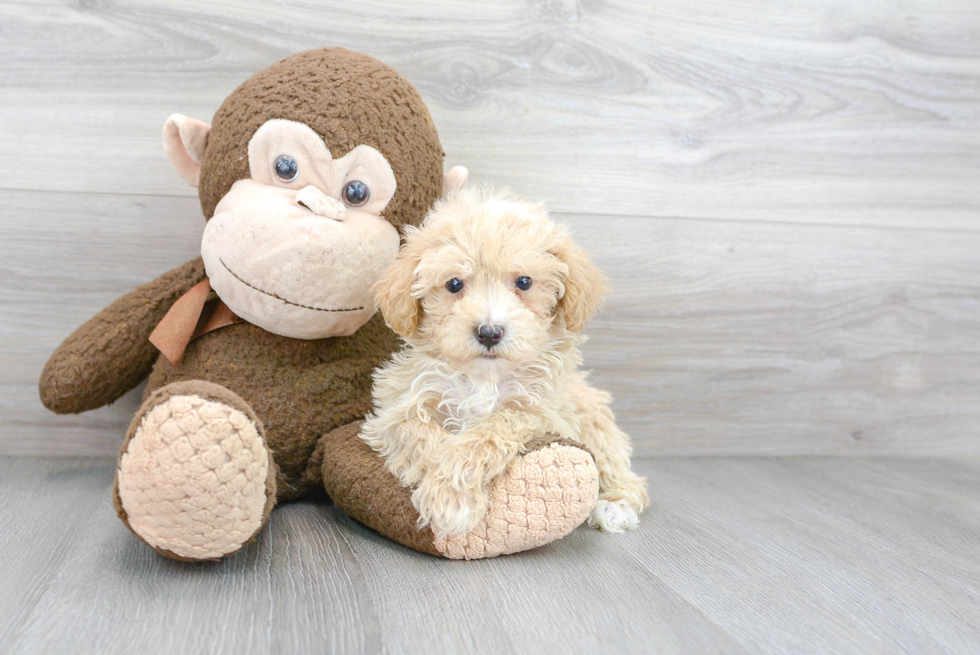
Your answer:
321;424;599;559
202;119;402;339
42;49;443;554
41;49;603;561
362;187;649;538
114;381;277;561
112;380;278;562
143;311;398;501
199;48;444;229
40;258;207;414
432;438;600;559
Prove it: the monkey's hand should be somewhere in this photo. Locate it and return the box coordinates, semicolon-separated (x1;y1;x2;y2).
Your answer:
39;257;206;414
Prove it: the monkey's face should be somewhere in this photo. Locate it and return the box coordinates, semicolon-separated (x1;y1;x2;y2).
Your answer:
162;48;453;340
200;119;400;339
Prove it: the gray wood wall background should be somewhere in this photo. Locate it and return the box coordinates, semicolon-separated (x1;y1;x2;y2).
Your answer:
2;0;978;457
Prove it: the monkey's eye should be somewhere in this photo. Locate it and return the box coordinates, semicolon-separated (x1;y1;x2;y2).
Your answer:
342;180;370;207
274;155;299;182
445;278;464;294
515;276;532;291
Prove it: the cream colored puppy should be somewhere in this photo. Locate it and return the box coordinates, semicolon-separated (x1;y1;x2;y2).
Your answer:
360;187;649;538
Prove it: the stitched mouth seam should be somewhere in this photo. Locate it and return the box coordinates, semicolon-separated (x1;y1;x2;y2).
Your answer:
219;258;364;313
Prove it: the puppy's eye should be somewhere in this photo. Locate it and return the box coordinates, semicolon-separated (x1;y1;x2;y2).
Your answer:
342;180;370;207
515;276;532;291
274;155;299;182
445;278;464;294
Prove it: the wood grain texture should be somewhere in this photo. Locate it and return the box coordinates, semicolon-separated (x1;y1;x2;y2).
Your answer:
0;190;203;455
1;0;979;456
4;4;979;653
0;0;978;227
1;456;978;654
4;190;979;456
575;213;980;457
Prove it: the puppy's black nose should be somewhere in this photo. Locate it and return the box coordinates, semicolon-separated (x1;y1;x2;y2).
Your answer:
475;323;504;349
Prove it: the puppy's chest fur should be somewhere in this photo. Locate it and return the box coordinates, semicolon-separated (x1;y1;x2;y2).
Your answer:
368;339;583;443
431;372;529;431
421;367;574;440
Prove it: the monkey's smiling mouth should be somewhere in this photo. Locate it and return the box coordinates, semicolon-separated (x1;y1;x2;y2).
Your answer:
218;258;364;313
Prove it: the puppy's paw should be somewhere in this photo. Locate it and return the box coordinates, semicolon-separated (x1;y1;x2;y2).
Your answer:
433;441;599;559
588;499;639;534
412;483;487;538
430;504;485;538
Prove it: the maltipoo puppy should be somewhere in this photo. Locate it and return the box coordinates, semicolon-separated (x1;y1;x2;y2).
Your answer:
360;187;649;538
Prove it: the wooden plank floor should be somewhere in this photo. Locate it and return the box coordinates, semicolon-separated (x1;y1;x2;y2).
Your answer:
1;455;979;654
2;2;979;652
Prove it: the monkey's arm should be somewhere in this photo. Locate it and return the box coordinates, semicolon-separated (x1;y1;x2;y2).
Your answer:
40;257;207;414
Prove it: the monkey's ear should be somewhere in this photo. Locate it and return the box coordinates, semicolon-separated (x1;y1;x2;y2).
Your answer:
372;238;423;338
442;165;468;198
552;228;608;333
162;114;211;188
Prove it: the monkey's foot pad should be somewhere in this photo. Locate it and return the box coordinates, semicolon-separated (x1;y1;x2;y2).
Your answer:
433;442;599;560
116;394;271;560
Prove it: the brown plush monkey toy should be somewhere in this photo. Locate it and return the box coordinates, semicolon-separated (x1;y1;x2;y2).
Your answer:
39;48;599;561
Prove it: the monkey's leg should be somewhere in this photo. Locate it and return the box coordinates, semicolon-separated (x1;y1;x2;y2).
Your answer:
318;422;599;560
113;381;277;561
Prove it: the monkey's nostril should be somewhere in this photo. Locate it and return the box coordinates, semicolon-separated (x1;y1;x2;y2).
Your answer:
295;186;347;221
475;324;504;349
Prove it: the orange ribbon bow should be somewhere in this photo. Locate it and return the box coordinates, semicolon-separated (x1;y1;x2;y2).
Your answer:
149;278;241;367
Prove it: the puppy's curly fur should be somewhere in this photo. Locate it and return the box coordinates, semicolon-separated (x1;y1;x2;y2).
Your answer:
361;187;649;538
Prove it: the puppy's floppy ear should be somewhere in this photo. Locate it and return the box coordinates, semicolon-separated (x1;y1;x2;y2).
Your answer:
552;228;608;333
372;234;423;338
